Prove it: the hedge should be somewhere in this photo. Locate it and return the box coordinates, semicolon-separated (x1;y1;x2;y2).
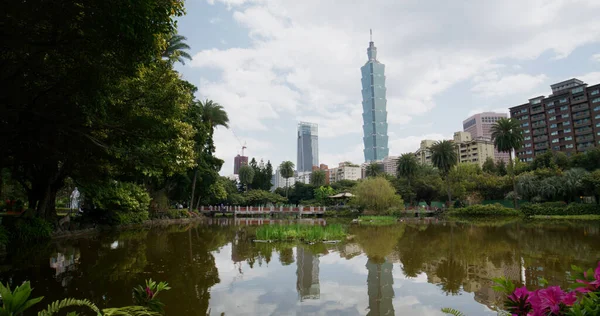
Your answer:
447;204;521;217
520;202;600;216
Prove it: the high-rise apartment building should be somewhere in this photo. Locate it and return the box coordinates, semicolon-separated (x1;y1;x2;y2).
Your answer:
463;112;509;163
329;162;362;183
296;247;320;301
233;154;248;175
382;156;399;176
415;140;436;165
361;31;389;162
454;131;496;167
509;78;600;162
297;122;319;173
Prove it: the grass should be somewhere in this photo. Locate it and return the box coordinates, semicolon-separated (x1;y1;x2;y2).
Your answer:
530;215;600;220
446;204;522;217
255;224;346;242
357;216;398;226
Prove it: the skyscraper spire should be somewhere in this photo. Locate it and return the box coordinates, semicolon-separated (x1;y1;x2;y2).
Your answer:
370;29;372;42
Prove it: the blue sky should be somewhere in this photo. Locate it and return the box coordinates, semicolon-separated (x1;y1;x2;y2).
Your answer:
175;0;600;175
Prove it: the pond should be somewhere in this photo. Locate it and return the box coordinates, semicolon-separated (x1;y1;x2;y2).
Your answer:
1;218;599;315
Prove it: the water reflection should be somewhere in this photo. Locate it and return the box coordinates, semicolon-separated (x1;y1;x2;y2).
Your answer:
0;219;598;315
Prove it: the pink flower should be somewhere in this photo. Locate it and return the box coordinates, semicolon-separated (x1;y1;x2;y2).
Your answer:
595;261;600;281
509;287;531;302
530;286;576;315
145;286;154;299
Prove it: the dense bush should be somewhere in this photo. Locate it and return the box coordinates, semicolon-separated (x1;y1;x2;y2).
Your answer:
520;202;600;216
447;204;521;217
88;182;151;213
0;225;9;246
11;218;53;242
150;209;190;219
324;208;359;217
111;210;149;225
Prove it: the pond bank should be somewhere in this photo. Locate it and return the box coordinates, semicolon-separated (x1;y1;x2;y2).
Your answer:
52;216;204;239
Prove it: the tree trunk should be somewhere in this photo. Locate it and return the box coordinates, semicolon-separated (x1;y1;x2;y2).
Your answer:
189;169;198;211
195;193;201;210
285;178;289;199
509;154;518;209
36;183;58;220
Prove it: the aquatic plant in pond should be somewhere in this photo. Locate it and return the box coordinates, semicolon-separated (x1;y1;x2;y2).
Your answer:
255;224;346;242
357;216;398;226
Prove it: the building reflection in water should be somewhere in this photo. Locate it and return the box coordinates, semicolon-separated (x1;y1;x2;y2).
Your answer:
366;257;395;316
296;246;320;301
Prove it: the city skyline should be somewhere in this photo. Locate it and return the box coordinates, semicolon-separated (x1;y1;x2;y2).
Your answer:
297;122;319;173
176;0;600;175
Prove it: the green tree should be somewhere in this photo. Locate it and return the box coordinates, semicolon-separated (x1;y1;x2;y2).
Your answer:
491;118;523;208
1;0;186;219
314;186;335;203
163;33;192;65
482;157;496;174
430;140;458;204
279;161;295;198
562;168;588;202
396;153;419;204
310;170;327;187
243;190;286;206
238;165;255;192
582;170;600;204
352;177;403;214
496;160;508;176
365;162;383;178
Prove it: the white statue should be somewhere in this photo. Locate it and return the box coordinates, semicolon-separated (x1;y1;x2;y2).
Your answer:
70;187;80;211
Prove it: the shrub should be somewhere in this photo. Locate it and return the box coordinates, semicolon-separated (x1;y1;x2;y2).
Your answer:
255;224;346;242
521;202;600;217
0;225;9;246
447;204;521;217
11;218;53;242
352;177;403;214
111;210;149;225
82;181;151;225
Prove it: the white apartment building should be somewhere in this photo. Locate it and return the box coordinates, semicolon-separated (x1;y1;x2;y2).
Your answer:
415;140;436;165
271;167;295;191
382;156;399;176
329;162;362;183
454;131;496;167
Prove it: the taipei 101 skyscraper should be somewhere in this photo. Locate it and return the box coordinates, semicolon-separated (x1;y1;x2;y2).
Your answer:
360;30;389;162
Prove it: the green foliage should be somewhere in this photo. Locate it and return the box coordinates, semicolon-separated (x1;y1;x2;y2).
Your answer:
0;281;43;315
0;225;9;247
112;211;150;225
255;224;346;242
38;298;101;316
430;140;458;175
132;279;171;314
151;210;190;219
447;204;521;217
482;157;496;174
86;182;151;213
353;177;403;214
520;202;600;216
163;34;192;65
491;118;523;154
243;190;286;206
314;186;335;202
238;165;255;190
309;170;327;187
248;159;274;191
440;308;466;316
330;179;358;192
365;162;383;178
12;218;53;243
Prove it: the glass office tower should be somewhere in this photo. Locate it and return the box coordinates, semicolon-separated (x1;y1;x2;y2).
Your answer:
297;122;319;172
361;32;389;162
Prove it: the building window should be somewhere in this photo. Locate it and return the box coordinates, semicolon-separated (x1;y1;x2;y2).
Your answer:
550;123;558;128
564;128;572;133
549;116;556;121
524;136;531;140
552;138;559;143
521;115;529;120
591;90;599;96
565;136;573;141
597;123;600;128
553;146;560;151
563;121;571;126
562;114;570;118
547;101;555;106
527;158;533;162
571;87;584;94
560;98;568;103
548;109;555;114
522;122;529;127
596;114;600;119
551;131;558;136
524;129;530;133
593;98;600;103
520;109;528;113
560;106;569;111
566;144;574;149
531;99;542;105
526;150;533;155
525;143;532;148
595;106;600;111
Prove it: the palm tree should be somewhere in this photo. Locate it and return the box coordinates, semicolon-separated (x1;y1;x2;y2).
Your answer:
562;168;588;202
491;118;523;208
430;140;458;204
189;99;229;211
310;170;327;187
396;153;419;201
163;33;192;65
238;165;255;192
365;162;382;177
279;161;295;198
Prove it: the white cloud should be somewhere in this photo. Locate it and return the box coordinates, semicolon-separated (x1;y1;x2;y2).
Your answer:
209;17;221;24
592;54;600;62
471;73;548;97
577;71;600;84
389;133;449;156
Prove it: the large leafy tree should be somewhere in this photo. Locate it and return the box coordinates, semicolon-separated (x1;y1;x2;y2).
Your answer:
238;165;255;192
396;153;419;204
365;162;383;178
279;161;295;198
352;177;403;214
430;140;458;204
491;118;523;208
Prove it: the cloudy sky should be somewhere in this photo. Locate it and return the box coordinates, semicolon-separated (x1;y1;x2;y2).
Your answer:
175;0;600;175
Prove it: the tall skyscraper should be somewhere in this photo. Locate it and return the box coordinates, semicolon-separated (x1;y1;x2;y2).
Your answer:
361;30;389;162
462;112;510;163
297;122;319;173
296;246;320;301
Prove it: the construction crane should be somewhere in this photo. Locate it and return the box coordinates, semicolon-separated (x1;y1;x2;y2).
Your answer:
231;129;248;157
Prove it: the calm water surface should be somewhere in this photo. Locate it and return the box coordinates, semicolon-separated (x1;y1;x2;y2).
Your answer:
1;218;600;315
